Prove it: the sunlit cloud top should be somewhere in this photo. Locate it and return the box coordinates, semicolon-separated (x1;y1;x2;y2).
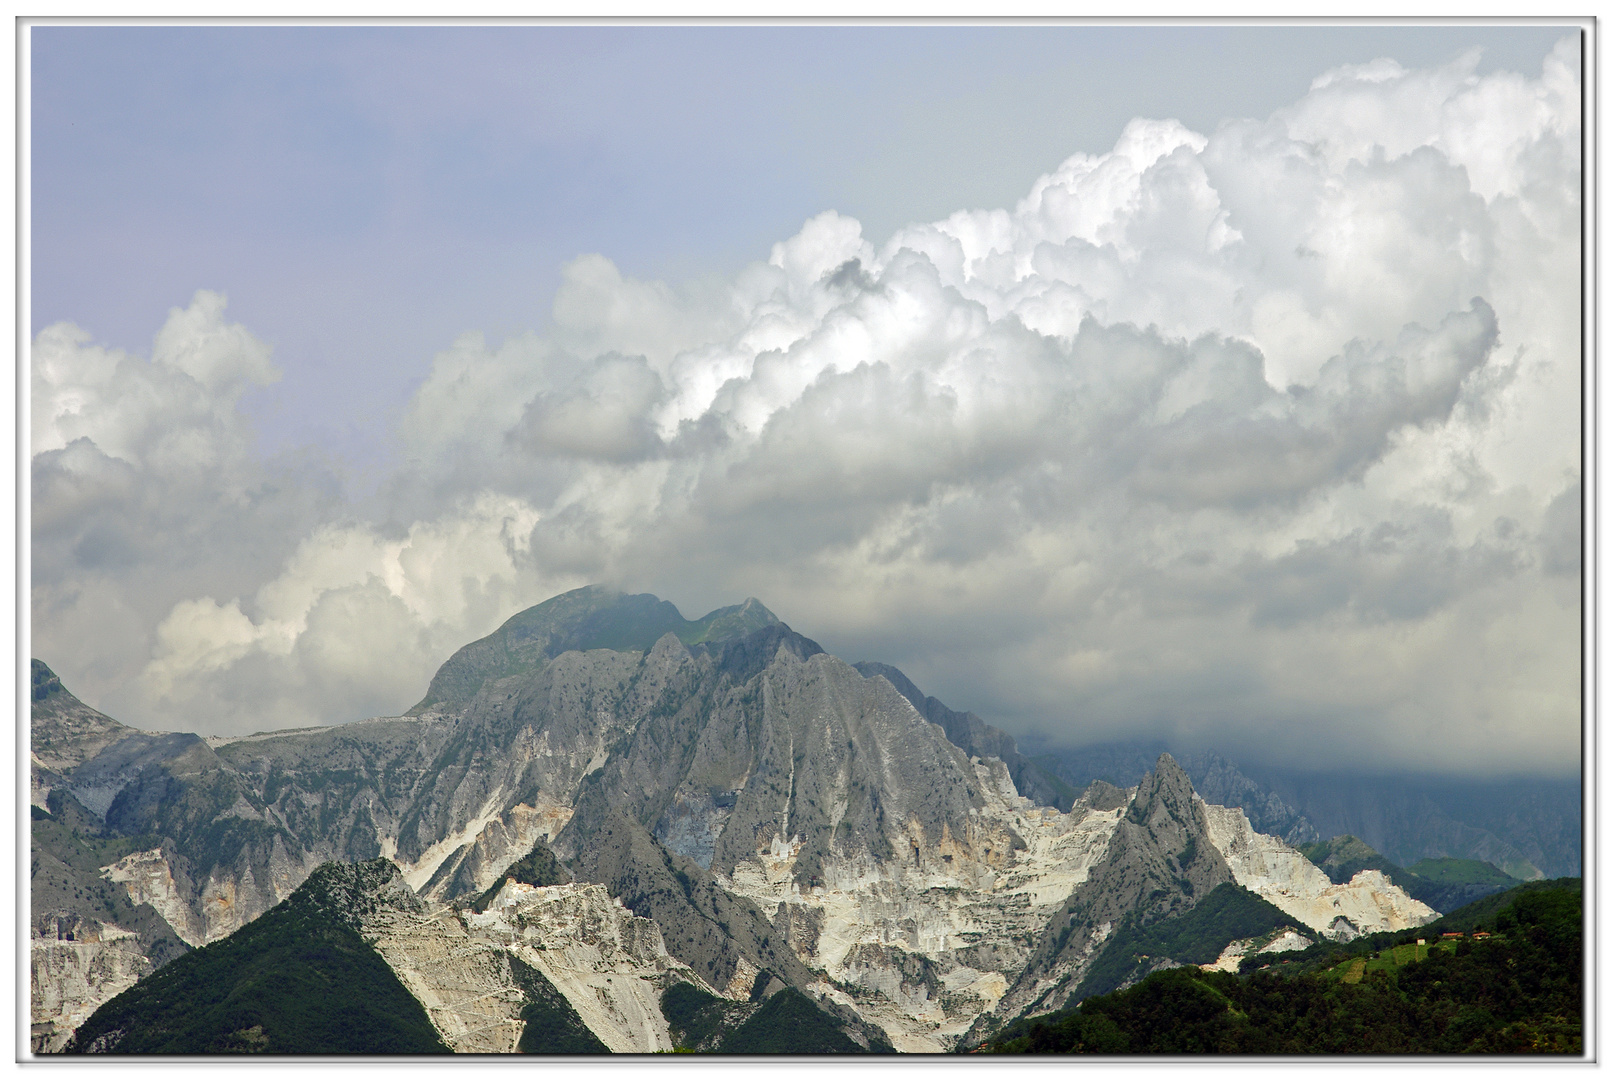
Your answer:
31;31;1583;778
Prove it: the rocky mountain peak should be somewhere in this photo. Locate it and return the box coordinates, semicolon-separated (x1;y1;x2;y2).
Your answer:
30;662;134;781
1077;780;1129;812
410;586;794;714
1098;754;1235;921
850;661;1071;810
973;753;1235;1031
1125;755;1206;847
33;659;64;702
31;589;1463;1056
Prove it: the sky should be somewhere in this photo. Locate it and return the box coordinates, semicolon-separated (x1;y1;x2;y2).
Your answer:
29;23;1585;778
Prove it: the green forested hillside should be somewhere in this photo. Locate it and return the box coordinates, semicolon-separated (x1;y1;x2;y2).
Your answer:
659;981;892;1053
64;864;450;1055
982;881;1581;1055
721;988;871;1053
1072;883;1297;1001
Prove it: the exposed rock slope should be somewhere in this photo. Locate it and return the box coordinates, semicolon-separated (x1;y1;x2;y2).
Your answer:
30;914;152;1054
975;755;1236;1038
370;874;688;1053
412;586;780;714
30;660;134;810
1204;803;1436;940
30;781;189;1051
30;585;1449;1054
31;590;898;1049
853;662;1072;809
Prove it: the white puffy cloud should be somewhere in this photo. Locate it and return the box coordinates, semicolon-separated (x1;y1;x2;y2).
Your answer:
33;289;276;470
31;40;1582;775
133;494;571;729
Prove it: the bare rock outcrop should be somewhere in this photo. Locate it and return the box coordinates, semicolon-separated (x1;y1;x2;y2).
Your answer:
1203;801;1437;940
964;754;1235;1044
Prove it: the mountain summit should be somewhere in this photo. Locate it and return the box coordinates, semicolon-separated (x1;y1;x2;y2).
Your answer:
411;586;784;713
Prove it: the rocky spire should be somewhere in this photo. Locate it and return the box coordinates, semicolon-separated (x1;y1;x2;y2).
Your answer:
968;753;1235;1037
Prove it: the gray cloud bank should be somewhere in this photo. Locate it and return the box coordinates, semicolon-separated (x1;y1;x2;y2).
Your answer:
31;41;1582;777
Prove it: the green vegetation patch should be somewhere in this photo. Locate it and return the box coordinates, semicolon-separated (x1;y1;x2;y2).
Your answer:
983;881;1581;1055
1297;835;1420;890
508;956;608;1054
1074;883;1297;1002
1409;858;1520;887
1322;940;1455;982
1299;835;1523;914
1240;876;1583;979
32;658;65;701
661;981;751;1051
65;864;450;1055
661;982;886;1054
720;988;867;1054
471;840;572;912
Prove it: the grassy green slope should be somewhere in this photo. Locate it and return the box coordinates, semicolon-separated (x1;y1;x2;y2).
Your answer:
64;864;450;1055
1297;834;1421;890
1409;857;1522;887
1404;858;1524;914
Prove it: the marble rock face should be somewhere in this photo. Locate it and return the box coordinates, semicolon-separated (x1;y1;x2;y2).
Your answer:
29;590;1444;1053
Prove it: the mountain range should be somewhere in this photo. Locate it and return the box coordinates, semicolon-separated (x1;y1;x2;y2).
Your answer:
1035;741;1578;880
30;585;1572;1054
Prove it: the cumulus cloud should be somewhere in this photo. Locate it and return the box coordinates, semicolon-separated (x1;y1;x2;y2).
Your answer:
33;289;276;467
513;353;668;463
31;39;1583;776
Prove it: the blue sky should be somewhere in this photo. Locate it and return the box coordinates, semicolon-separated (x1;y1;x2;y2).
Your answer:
31;24;1572;472
29;25;1585;775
